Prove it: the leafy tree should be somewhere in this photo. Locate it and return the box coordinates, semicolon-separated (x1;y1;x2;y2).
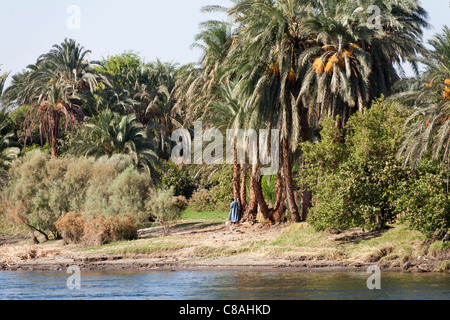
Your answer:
395;159;449;238
148;187;183;235
391;27;450;168
0;123;20;173
2;39;110;157
70;110;160;178
304;99;410;231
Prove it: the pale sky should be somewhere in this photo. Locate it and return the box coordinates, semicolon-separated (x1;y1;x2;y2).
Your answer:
0;0;449;87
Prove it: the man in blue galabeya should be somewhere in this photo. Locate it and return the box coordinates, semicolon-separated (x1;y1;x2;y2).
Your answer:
229;198;240;225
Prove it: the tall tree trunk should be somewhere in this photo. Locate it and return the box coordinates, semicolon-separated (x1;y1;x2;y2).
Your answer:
252;165;272;224
159;123;166;160
50;110;60;158
299;103;312;222
270;171;286;222
241;164;258;223
239;164;248;212
281;138;301;222
233;153;240;200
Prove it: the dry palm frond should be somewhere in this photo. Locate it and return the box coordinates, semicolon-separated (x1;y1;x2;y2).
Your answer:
269;59;280;77
288;68;296;85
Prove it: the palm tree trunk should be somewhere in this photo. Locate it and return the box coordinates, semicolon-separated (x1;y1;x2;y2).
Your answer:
159;124;166;160
50;110;60;158
270;170;286;222
299;103;312;222
252;165;272;224
239;164;248;212
233;153;240;200
241;165;258;223
281;138;301;222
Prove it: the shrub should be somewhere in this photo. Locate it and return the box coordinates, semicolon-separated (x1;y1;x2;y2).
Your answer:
108;167;152;221
172;195;188;212
82;214;114;246
161;162;197;199
81;213;138;246
395;166;450;238
187;188;218;212
304;99;410;232
148;188;183;235
2;150;151;242
111;214;139;242
55;212;85;244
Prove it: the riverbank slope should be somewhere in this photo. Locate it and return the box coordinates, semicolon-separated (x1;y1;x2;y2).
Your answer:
1;219;449;273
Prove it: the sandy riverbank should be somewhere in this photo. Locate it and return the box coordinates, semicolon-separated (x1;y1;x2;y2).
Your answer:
1;221;449;273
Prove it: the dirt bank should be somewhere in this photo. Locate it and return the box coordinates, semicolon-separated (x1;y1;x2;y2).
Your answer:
1;221;449;273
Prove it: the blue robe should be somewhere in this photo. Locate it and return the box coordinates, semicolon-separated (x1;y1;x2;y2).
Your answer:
229;200;240;223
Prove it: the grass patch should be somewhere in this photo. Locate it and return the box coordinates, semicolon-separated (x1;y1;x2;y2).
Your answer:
266;222;449;267
80;237;185;256
113;241;185;255
434;260;450;272
270;223;333;248
181;210;229;221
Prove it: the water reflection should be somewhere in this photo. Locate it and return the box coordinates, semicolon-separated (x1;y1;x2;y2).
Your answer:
0;270;448;300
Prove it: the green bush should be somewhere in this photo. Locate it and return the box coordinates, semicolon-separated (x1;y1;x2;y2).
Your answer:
108;167;152;221
2;150;152;241
304;99;410;232
148;188;183;235
396;163;450;238
189;165;234;212
161;162;197;199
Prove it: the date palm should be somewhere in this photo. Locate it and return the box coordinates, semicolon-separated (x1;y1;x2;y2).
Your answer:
393;27;450;168
174;20;234;125
0;69;8;101
2;39;110;157
70;110;160;177
0;124;20;172
299;0;428;128
225;0;318;222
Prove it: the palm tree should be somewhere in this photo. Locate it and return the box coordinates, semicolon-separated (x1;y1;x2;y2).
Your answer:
224;0;316;222
140;61;182;160
0;124;20;172
174;20;234;125
392;27;450;168
70;110;160;177
0;69;8;101
298;3;372;128
2;39;110;157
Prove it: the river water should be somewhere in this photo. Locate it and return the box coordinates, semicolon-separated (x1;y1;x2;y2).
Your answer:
0;270;448;300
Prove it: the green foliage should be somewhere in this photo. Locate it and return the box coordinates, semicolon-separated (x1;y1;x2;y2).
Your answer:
304;99;410;231
148;188;183;235
0;123;20;172
161;161;197;199
108;167;152;221
2;150;152;238
395;160;450;238
187;165;234;212
70;110;160;178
